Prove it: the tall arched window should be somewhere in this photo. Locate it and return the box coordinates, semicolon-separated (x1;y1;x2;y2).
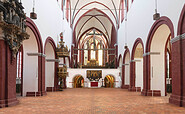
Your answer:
121;0;124;22
91;44;96;59
98;45;103;66
66;0;69;21
61;0;64;11
17;51;22;78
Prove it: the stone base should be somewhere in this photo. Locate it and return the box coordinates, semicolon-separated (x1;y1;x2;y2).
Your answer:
0;100;6;108
26;91;47;97
0;98;19;108
128;87;141;92
121;85;129;89
141;89;148;96
42;91;47;96
141;89;161;96
169;94;182;106
46;87;58;92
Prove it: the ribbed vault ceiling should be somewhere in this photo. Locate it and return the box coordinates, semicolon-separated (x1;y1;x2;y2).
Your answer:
70;0;122;45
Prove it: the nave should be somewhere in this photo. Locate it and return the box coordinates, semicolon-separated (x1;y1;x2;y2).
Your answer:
0;0;185;110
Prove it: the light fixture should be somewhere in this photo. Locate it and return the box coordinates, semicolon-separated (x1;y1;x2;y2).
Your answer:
153;0;160;20
124;44;128;49
124;0;128;50
30;0;37;19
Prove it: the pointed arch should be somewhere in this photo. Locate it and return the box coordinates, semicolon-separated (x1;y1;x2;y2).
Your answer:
129;38;144;92
122;48;130;89
25;17;46;96
142;16;174;96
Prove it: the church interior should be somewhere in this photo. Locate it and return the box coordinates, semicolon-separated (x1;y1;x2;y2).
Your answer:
0;0;185;113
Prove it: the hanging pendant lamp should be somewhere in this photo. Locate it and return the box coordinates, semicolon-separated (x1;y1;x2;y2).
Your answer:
153;0;160;20
30;0;37;19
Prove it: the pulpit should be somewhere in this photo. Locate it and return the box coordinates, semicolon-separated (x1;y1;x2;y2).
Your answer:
56;32;70;90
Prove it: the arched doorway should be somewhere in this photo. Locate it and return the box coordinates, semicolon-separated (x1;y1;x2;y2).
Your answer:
44;37;56;92
73;75;84;88
150;25;172;96
22;18;46;97
104;75;115;88
143;17;174;96
122;49;130;89
130;38;144;91
118;55;123;88
23;27;39;96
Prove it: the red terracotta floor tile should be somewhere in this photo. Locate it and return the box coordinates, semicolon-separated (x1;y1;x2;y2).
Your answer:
0;88;185;114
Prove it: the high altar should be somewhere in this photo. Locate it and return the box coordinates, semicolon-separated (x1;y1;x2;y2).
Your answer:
87;70;102;87
82;59;107;68
87;59;99;67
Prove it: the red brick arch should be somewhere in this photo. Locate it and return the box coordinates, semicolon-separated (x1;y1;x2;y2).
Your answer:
25;17;46;96
117;54;122;67
44;37;59;91
142;16;174;96
121;48;130;89
129;38;144;91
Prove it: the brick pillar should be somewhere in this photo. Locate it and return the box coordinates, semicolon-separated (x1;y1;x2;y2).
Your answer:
6;45;19;106
121;65;128;89
0;39;6;108
71;45;74;68
128;61;136;91
38;56;46;96
41;56;46;95
74;47;78;68
182;38;185;107
88;49;90;61
63;57;66;64
115;45;118;68
82;50;84;65
0;39;18;108
169;38;182;106
64;77;67;89
96;50;98;61
141;55;150;96
170;5;185;107
54;62;59;91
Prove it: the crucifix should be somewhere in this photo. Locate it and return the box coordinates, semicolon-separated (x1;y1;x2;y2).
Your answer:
86;29;102;51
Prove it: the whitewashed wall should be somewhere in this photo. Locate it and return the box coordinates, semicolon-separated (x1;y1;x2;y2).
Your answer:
23;28;38;96
45;43;55;90
67;68;120;88
135;58;143;90
22;0;72;52
125;52;130;85
118;0;185;56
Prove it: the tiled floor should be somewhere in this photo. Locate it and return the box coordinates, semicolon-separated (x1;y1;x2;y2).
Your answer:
0;88;185;114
